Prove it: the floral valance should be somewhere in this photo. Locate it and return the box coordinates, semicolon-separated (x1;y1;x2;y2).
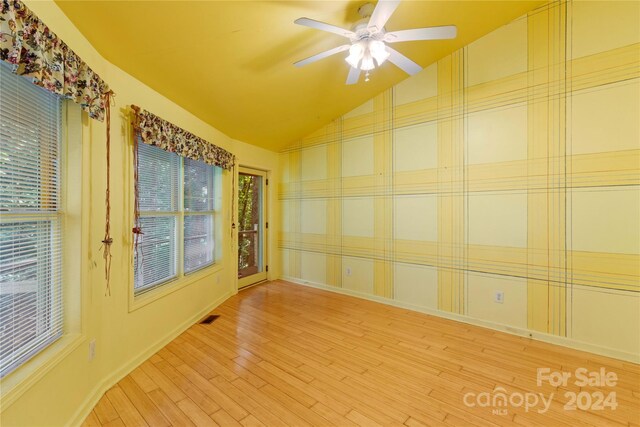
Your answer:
0;0;111;121
132;105;235;171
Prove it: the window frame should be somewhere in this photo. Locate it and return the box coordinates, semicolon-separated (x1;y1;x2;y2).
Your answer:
132;141;220;301
1;66;64;378
0;68;84;404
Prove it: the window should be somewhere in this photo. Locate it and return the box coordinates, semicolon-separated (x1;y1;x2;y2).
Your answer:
134;142;216;294
0;62;64;377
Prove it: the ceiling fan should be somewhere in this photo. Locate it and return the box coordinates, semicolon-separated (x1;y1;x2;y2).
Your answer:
293;0;457;85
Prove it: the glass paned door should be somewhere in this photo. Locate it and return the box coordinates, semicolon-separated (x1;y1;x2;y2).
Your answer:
238;168;267;288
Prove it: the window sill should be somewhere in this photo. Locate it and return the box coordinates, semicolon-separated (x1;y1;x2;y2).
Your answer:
0;332;84;412
129;263;223;313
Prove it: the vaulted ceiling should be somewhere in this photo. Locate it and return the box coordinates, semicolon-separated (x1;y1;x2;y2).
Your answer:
56;0;544;151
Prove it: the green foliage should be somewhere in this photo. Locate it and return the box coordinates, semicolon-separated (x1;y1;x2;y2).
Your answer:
238;174;259;271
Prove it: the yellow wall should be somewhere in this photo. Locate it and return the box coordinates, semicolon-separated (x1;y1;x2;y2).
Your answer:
279;0;640;360
0;1;279;426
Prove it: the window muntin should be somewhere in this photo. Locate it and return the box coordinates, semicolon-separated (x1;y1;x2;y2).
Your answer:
134;142;216;295
0;62;64;377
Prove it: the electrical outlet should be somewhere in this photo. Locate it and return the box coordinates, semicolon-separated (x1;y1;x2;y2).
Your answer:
88;339;96;361
345;267;352;276
216;275;220;285
494;291;505;304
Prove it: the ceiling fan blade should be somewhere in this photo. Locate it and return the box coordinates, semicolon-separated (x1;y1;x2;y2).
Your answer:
294;18;355;38
346;67;361;85
294;45;351;67
384;26;457;43
367;0;401;32
386;46;422;75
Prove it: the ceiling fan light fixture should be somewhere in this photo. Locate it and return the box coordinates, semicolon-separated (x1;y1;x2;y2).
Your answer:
345;39;388;71
369;39;390;65
360;52;375;71
345;42;364;68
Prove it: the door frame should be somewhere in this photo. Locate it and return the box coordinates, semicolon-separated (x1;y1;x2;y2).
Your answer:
237;166;268;289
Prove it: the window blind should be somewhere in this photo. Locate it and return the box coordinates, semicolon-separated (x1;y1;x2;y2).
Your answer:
0;62;63;377
134;142;179;293
134;143;216;294
136;141;180;213
183;158;214;273
134;216;177;291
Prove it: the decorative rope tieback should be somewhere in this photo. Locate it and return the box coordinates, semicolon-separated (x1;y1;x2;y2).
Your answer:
101;90;115;296
131;106;144;272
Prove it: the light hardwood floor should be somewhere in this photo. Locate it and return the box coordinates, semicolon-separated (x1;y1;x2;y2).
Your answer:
82;280;640;427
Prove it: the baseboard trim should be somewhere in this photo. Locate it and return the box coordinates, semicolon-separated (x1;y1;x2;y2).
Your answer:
282;276;639;364
67;291;232;427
